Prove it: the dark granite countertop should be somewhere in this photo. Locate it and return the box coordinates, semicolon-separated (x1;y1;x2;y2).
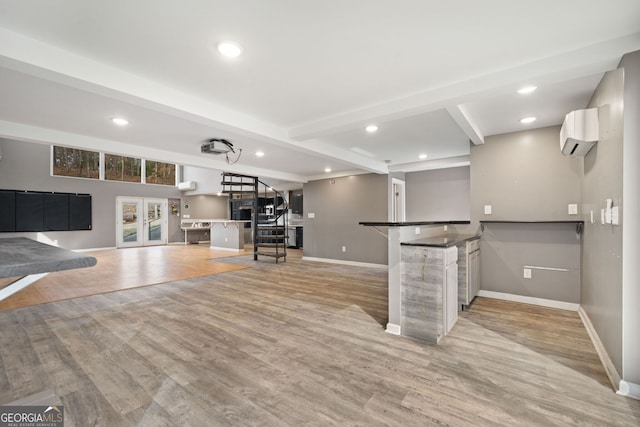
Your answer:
401;234;480;248
359;221;470;227
0;237;97;278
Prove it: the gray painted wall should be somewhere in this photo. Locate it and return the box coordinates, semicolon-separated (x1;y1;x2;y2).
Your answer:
303;173;387;265
470;126;583;302
471;126;583;221
181;165;225;195
405;166;470;222
0;139;181;249
182;194;229;219
620;50;640;387
581;68;624;374
179;194;230;243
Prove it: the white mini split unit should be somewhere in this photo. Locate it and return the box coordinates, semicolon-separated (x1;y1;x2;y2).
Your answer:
560;108;599;157
177;181;197;191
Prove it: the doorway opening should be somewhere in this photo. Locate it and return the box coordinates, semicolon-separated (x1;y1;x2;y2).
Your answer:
391;178;406;222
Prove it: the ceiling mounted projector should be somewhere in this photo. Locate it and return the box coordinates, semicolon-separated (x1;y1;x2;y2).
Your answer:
201;138;235;155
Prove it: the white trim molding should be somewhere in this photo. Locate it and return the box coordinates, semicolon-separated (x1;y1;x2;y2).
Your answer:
73;246;117;252
209;246;244;252
385;323;401;335
477;290;579;311
618;380;640;401
301;256;388;269
578;306;622;393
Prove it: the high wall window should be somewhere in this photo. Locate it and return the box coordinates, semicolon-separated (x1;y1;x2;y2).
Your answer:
51;146;177;186
105;154;142;183
52;146;100;179
145;160;176;186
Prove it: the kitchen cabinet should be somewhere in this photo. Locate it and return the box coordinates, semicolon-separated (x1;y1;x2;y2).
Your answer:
456;237;481;310
290;190;303;215
400;243;458;344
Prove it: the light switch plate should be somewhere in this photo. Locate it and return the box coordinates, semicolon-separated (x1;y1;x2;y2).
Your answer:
308;212;315;219
484;205;492;215
612;206;619;225
415;227;421;235
523;268;532;279
568;204;578;215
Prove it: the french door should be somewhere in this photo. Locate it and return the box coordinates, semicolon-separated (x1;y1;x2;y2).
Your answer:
116;197;168;248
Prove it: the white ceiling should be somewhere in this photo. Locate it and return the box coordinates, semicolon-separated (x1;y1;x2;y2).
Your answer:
0;1;639;184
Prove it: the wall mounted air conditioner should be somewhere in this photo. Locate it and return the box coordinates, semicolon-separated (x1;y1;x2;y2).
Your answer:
560;108;599;157
178;181;197;191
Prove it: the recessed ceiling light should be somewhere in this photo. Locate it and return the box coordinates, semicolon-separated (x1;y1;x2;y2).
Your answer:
517;86;537;94
419;154;428;160
324;167;332;173
365;125;378;133
255;151;265;157
520;116;536;124
217;41;242;57
111;117;128;126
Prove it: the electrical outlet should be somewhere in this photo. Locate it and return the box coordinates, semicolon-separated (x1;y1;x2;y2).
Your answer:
484;205;492;215
568;204;578;215
415;227;420;235
443;225;448;232
308;212;315;219
523;268;532;279
341;246;346;252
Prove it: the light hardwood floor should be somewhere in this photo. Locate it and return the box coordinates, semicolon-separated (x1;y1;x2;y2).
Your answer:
0;245;248;311
0;248;638;426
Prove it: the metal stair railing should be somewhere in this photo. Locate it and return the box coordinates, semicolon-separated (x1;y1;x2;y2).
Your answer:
221;172;287;263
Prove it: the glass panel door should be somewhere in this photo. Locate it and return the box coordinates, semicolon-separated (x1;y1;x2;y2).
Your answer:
116;197;143;248
143;198;167;246
116;197;168;248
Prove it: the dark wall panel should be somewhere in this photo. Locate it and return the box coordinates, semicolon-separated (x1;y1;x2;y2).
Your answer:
69;194;92;230
0;190;16;232
16;192;44;232
44;193;70;231
1;190;91;233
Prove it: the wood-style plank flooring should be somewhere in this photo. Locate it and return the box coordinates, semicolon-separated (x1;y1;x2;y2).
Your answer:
0;249;638;426
0;245;248;311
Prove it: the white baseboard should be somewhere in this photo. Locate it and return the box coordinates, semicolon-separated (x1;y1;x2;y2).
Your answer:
477;290;579;311
73;246;117;252
578;306;622;393
301;256;388;269
210;246;245;252
385;323;401;335
618;380;640;401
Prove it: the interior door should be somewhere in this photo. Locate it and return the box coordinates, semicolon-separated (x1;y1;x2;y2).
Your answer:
116;197;168;248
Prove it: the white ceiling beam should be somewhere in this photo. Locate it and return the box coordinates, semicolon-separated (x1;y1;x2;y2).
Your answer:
388;155;470;173
446;105;484;145
287;33;640;141
0;28;387;175
0;120;310;183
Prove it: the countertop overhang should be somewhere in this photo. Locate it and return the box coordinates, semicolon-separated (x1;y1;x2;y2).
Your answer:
359;221;471;227
401;234;480;248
